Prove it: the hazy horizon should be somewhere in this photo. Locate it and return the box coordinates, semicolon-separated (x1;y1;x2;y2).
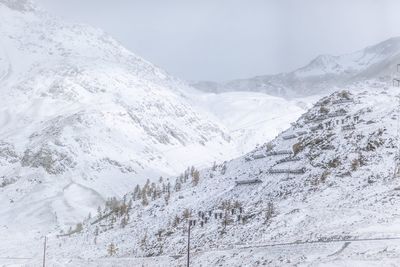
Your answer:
36;0;400;82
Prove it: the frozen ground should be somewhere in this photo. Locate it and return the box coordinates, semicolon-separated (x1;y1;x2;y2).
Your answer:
28;84;400;266
2;1;400;266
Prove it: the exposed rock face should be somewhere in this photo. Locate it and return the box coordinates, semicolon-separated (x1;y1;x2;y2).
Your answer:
0;0;34;12
21;145;76;175
0;142;19;164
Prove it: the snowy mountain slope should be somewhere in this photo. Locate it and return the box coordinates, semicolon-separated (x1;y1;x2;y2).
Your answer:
44;83;400;266
0;0;245;256
195;91;317;154
192;37;400;98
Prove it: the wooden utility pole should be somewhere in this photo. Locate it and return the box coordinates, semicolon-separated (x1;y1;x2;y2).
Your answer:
42;236;47;267
187;220;192;267
393;64;400;178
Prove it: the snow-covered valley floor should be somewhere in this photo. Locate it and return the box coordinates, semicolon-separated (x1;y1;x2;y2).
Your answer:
10;237;400;266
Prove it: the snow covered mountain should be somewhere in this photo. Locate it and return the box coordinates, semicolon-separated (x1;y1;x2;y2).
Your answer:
0;0;249;255
0;1;317;258
192;37;400;97
41;83;400;266
196;91;316;154
4;1;399;265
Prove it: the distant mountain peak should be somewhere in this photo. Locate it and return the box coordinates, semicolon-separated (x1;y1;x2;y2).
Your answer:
296;54;341;75
364;36;400;56
192;37;400;97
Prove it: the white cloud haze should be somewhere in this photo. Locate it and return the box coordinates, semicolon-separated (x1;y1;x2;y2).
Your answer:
37;0;400;81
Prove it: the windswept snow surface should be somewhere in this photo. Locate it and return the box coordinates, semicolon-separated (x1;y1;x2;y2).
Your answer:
41;83;400;266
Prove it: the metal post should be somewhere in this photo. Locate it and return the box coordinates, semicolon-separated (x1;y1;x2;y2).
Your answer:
42;236;47;267
187;220;191;267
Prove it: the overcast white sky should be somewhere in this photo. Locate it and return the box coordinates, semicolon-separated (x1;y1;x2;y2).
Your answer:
37;0;400;81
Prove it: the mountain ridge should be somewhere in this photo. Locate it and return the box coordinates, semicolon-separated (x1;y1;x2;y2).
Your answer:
192;37;400;97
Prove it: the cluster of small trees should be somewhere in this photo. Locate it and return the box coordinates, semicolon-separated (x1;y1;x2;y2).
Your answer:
132;177;171;206
210;161;227;175
92;196;133;234
133;198;275;257
312;170;330;186
293;141;304;155
72;165;204;242
65;222;83;236
338;90;351;100
168;199;276;236
319;105;329;114
130;166;202;208
169;200;245;233
218;200;243;231
68;165;208;254
177;166;201;187
219;199;242;211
